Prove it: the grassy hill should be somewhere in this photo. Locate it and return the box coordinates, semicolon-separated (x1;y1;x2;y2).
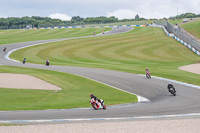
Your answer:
179;20;200;39
11;27;200;86
0;27;111;45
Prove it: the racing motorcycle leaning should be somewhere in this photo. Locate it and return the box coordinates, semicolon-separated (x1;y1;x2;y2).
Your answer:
90;98;106;110
23;58;26;64
46;60;49;66
146;71;151;78
3;47;6;52
169;87;176;96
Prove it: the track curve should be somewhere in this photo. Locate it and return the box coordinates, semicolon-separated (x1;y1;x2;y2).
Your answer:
1;27;200;123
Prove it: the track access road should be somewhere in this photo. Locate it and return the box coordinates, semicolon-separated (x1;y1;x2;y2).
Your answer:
0;27;200;123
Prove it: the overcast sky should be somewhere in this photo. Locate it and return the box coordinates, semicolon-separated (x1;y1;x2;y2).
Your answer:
0;0;199;20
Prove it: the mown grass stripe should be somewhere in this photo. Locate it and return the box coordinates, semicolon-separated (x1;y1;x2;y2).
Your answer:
0;27;111;45
10;27;200;87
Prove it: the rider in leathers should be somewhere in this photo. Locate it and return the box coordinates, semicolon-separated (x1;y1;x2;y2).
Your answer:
167;83;176;92
90;94;103;106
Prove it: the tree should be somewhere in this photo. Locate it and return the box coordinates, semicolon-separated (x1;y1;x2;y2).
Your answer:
71;16;84;22
184;13;195;18
135;14;140;20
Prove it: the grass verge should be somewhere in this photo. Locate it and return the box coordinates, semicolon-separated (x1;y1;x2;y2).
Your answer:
0;66;137;111
179;20;200;39
0;124;21;126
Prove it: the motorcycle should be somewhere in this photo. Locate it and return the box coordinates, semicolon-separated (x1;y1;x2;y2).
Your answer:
90;98;106;110
3;47;6;52
23;59;26;64
169;87;176;96
46;61;49;66
146;72;151;78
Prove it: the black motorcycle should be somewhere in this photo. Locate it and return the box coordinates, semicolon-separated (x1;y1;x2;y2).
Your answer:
169;87;176;96
23;59;26;64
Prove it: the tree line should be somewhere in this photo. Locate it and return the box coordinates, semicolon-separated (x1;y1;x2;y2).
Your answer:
169;13;200;20
0;16;68;29
0;13;199;29
0;15;146;29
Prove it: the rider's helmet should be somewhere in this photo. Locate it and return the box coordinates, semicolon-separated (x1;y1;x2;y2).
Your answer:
90;94;94;98
146;68;148;70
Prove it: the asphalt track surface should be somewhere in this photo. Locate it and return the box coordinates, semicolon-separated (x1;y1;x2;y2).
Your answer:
0;27;200;124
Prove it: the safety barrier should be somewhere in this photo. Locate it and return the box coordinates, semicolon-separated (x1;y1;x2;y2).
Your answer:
26;25;146;29
173;35;200;55
150;24;200;56
148;24;173;37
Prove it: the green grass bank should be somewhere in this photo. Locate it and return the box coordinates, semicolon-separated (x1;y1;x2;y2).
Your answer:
0;27;111;45
179;20;200;39
0;66;137;111
11;27;200;86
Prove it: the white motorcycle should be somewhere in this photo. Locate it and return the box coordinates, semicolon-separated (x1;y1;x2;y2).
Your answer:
90;98;106;110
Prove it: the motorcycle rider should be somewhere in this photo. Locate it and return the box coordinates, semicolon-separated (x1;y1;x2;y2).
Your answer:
145;68;151;76
90;94;103;106
23;57;26;64
3;47;6;52
46;58;50;66
167;83;176;92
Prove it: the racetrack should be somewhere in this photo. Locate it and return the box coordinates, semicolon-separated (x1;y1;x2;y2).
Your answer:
0;27;200;124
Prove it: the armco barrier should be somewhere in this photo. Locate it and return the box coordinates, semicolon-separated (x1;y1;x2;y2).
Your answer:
155;20;200;52
27;25;146;30
173;35;200;55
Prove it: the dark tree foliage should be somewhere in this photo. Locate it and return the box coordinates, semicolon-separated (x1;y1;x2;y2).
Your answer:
0;16;71;29
0;16;121;29
1;12;198;29
169;12;199;20
71;16;84;22
0;13;200;29
135;14;140;20
84;16;118;23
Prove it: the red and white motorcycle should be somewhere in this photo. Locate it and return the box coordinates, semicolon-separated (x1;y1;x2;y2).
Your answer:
146;71;151;79
90;98;106;110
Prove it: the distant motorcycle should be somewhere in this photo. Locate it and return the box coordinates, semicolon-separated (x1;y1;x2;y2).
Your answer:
23;58;26;64
90;98;106;110
3;47;6;52
146;72;151;78
46;61;49;66
169;87;176;96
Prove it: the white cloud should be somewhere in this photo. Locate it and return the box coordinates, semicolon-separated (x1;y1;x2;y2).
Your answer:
1;0;200;19
48;13;71;21
106;9;137;20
